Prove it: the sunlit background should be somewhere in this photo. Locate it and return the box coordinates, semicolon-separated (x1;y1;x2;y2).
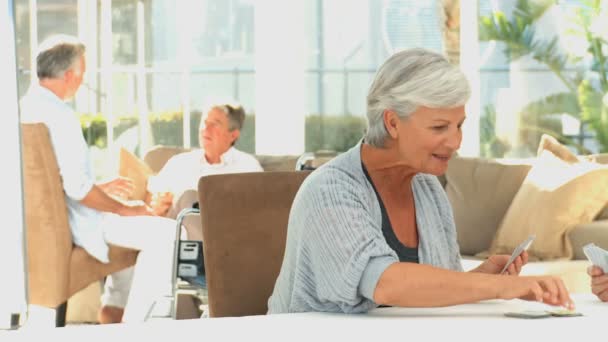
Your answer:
4;0;608;328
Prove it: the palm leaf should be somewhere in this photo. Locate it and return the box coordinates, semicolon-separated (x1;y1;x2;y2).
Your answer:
578;80;608;151
520;92;580;118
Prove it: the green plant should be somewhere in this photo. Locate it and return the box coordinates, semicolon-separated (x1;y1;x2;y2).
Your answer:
479;0;608;154
78;111;366;155
480;104;510;157
305;115;367;152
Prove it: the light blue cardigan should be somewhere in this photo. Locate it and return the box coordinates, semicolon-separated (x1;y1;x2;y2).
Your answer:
267;141;463;314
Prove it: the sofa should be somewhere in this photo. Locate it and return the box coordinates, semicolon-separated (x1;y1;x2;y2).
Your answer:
441;153;608;293
141;146;330;174
143;143;608;294
67;140;608;322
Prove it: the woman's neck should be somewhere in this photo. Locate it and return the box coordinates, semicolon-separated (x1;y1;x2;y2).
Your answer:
360;142;416;187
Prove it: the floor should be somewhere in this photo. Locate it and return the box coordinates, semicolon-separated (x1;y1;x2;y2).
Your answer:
1;279;208;332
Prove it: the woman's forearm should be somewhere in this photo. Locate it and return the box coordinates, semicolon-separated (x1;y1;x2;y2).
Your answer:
373;262;502;307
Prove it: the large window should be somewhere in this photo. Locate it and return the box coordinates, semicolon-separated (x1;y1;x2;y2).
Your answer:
23;1;608;170
306;0;445;152
477;0;606;157
15;0;449;175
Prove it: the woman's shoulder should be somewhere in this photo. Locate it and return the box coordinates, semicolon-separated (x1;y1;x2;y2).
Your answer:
413;173;453;220
412;173;449;203
413;173;444;189
305;147;365;187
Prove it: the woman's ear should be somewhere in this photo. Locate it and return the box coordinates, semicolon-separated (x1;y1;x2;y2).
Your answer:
383;110;399;139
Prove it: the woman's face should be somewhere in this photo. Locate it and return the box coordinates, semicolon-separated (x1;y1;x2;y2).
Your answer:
392;105;465;175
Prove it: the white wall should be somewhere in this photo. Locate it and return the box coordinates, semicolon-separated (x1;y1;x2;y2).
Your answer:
0;0;28;329
459;0;480;157
254;0;307;155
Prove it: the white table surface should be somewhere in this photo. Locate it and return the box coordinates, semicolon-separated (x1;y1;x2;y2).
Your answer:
4;293;605;342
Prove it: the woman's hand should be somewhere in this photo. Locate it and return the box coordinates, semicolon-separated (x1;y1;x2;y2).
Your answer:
588;266;608;302
98;177;135;200
498;275;574;310
472;251;528;275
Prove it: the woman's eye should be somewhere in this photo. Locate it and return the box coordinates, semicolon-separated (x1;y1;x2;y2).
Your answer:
432;125;448;131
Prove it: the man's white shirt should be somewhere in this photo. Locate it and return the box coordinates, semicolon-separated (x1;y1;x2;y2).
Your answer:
148;147;263;196
20;84;110;263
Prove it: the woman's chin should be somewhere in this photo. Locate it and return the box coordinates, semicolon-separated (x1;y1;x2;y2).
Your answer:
425;164;449;176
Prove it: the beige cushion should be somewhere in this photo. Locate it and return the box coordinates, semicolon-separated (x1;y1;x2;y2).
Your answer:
568;220;608;260
119;148;154;201
537;134;578;163
445;157;532;255
587;154;608;220
143;145;190;173
539;138;608;246
596;206;608;220
255;155;299;172
484;149;608;260
589;153;608;164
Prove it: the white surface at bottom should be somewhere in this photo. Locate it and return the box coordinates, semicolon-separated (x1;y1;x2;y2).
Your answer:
1;294;604;342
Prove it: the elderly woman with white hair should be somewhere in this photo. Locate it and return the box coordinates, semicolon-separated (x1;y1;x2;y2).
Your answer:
268;48;574;314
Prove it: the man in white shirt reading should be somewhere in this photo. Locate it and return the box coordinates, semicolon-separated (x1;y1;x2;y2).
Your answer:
19;34;177;324
148;103;263;241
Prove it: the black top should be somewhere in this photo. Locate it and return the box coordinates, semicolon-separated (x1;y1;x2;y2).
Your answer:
361;162;419;263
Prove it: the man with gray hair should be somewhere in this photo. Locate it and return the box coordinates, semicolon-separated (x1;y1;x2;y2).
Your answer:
19;34;177;323
268;48;574;314
148;103;262;241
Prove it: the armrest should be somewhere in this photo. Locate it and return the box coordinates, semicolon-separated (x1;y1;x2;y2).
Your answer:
568;220;608;260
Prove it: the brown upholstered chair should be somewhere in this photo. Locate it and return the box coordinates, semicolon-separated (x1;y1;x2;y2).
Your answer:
21;123;138;326
198;171;310;317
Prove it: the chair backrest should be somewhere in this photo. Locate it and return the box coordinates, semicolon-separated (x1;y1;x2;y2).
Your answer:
21;123;138;309
21;123;73;307
198;171;311;317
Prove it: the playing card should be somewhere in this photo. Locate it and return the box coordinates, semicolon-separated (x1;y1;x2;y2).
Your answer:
582;243;608;273
504;310;550;319
546;309;583;317
500;234;536;274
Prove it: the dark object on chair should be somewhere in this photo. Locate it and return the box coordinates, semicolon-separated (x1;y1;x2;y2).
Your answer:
198;171;311;317
295;150;337;171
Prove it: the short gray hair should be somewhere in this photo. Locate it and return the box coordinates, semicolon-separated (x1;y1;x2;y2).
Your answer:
365;48;470;147
36;35;86;79
209;103;246;146
212;103;246;131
